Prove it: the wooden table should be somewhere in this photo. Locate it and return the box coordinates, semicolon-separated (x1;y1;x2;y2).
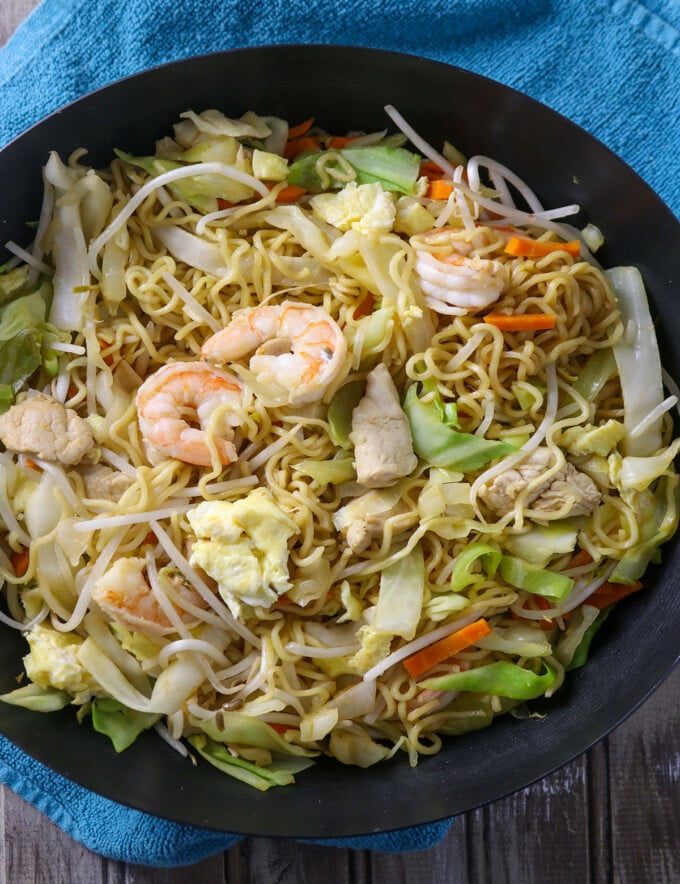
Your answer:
1;2;679;881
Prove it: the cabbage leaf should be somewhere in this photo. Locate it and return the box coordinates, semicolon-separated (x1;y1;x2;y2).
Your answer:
116;149;254;212
610;474;679;583
188;734;314;791
288;146;421;194
91;697;159;752
449;542;502;593
498;555;574;601
374;544;425;640
403;384;516;472
501;522;579;568
607;267;665;456
0;282;63;412
422;660;556;700
0;683;70;712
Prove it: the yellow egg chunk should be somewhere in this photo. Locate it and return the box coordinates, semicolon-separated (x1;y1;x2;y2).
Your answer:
310;182;396;235
23;624;96;703
187;488;299;615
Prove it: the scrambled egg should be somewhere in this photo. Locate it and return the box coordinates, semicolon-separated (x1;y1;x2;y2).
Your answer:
310;182;396;235
23;624;96;703
317;624;392;678
187;488;299;615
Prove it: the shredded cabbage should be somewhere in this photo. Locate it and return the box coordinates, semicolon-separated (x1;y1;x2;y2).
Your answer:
607;267;666;457
374;544;425;640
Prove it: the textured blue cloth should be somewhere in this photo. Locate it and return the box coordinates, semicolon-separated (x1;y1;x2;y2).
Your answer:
0;0;678;215
0;735;452;862
0;0;678;868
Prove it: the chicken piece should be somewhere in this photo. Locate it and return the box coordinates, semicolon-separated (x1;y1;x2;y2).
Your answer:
479;447;600;518
333;489;418;554
350;364;417;488
0;393;94;465
531;462;602;517
479;447;555;513
79;464;134;501
345;502;417;554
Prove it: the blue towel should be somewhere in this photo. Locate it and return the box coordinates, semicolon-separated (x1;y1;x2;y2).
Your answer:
0;0;678;215
0;0;678;867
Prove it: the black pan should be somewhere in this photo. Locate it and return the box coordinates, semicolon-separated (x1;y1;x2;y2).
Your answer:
0;45;678;838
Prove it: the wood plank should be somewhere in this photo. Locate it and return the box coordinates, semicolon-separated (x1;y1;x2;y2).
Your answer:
243;838;354;884
368;816;469;884
481;756;591;884
608;665;680;884
3;788;110;884
1;786;229;884
0;0;39;46
586;740;613;884
108;854;226;884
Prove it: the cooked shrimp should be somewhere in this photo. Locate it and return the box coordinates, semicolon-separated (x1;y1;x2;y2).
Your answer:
136;362;243;466
201;301;348;406
92;557;206;637
415;250;508;315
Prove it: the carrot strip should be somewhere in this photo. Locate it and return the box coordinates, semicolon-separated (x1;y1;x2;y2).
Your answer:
420;160;446;180
569;549;593;569
504;236;580;258
403;618;492;679
286;117;314;140
216;197;235;210
586;580;643;610
273;184;307;204
484;313;556;331
327;135;355;149
353;292;376;320
267;721;292;734
97;337;116;367
283;136;322;159
426;179;454;200
10;547;29;578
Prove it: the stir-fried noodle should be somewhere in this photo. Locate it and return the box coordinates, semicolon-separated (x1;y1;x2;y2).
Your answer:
0;107;677;788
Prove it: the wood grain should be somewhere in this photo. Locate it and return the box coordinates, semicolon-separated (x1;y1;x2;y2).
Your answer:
0;2;679;882
0;0;37;46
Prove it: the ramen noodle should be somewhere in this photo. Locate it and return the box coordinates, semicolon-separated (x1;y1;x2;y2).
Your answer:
0;106;677;790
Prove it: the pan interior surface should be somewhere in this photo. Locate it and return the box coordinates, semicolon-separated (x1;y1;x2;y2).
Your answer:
0;45;678;838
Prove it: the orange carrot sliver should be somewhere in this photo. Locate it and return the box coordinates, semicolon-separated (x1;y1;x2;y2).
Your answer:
286;117;314;140
504;236;580;258
327;135;355;149
569;549;593;569
353;292;376;320
217;197;235;210
484;313;556;332
267;721;292;734
97;337;116;367
587;580;643;610
403;618;492;679
273;184;307;204
426;179;454;200
283;136;322;159
419;160;445;179
10;547;29;578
